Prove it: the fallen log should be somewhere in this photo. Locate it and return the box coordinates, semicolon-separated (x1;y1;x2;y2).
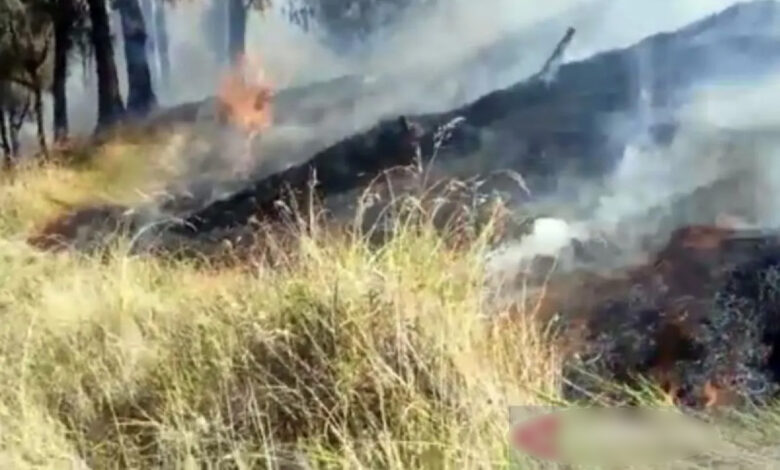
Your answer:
172;1;780;236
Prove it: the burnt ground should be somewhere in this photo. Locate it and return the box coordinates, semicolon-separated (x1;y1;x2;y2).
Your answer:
536;225;780;409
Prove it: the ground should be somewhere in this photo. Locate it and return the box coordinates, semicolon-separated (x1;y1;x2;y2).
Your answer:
1;142;780;469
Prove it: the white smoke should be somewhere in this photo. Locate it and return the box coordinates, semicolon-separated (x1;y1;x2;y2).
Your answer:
54;0;744;137
485;217;586;279
486;69;780;278
41;0;780;268
593;75;780;233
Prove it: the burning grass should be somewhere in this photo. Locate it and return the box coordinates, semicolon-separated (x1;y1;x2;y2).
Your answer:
4;156;780;468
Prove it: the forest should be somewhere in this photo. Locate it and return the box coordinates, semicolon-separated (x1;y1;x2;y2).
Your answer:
0;0;416;160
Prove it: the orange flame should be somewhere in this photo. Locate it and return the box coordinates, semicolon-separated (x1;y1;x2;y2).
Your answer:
217;54;274;137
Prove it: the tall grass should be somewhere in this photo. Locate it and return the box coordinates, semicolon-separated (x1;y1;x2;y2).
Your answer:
0;160;562;468
1;159;779;469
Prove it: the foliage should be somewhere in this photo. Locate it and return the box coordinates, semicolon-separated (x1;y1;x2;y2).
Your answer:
0;1;53;88
0;0;57;157
286;0;434;50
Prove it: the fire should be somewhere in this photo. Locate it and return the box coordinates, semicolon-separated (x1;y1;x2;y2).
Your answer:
217;54;274;137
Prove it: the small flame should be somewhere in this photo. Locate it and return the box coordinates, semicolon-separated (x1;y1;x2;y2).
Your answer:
703;381;720;408
217;54;274;137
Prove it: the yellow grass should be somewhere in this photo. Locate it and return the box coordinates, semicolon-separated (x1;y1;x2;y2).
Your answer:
0;154;779;469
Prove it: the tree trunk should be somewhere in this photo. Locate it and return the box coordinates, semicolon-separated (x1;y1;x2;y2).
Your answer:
116;0;156;118
140;0;158;82
203;0;228;65
86;0;125;131
33;84;48;157
52;0;75;143
154;0;170;88
8;118;20;158
0;107;10;164
8;98;28;159
227;0;247;65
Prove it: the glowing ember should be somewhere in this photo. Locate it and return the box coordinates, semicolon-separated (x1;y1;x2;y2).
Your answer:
217;54;274;137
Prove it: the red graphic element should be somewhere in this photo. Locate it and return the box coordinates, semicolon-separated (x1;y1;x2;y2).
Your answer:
510;414;560;461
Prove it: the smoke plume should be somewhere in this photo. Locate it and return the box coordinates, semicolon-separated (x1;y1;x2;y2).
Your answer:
55;0;744;135
44;0;780;274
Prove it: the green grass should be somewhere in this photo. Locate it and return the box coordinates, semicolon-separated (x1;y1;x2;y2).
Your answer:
0;155;779;469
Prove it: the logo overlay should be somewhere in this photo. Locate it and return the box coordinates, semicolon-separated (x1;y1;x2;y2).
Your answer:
509;406;719;466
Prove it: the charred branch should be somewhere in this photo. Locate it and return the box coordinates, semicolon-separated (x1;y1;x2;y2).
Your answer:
534;27;576;83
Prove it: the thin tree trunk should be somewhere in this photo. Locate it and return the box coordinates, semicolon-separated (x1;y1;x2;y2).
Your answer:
52;0;74;143
9;117;20;158
227;0;247;65
8;98;29;159
86;0;125;131
154;1;170;87
33;84;48;157
204;0;228;65
0;107;10;163
116;0;156;118
140;0;158;82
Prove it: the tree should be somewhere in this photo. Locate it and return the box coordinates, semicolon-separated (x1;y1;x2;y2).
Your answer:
0;106;9;160
200;0;268;66
140;0;170;89
86;0;125;130
0;82;33;163
227;0;245;65
114;0;156;117
292;0;420;52
46;0;83;142
201;0;227;65
153;0;169;86
0;1;53;157
14;0;90;145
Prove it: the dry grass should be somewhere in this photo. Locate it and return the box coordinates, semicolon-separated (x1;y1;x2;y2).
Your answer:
1;154;780;469
0;133;193;238
0;157;563;469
